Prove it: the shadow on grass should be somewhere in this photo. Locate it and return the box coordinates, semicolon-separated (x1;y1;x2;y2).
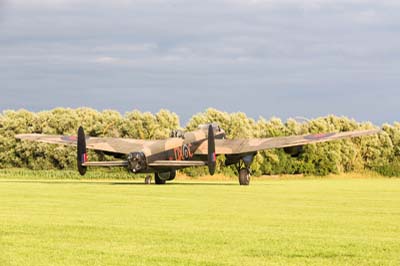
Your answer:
0;180;253;186
111;182;240;186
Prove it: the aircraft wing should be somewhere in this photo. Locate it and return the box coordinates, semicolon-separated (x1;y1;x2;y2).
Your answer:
195;129;380;155
15;134;183;155
148;160;207;167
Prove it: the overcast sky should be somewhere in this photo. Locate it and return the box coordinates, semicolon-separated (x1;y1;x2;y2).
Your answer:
1;0;399;125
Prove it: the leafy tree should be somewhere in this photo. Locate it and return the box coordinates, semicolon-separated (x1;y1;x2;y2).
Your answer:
0;108;398;178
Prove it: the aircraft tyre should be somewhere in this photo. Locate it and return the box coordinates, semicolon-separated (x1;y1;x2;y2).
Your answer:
239;168;250;186
155;172;166;185
168;170;176;181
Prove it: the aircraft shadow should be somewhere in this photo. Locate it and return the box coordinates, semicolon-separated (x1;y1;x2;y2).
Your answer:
110;182;238;186
0;180;243;186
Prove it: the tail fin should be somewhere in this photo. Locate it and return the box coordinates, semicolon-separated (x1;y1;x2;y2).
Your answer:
208;125;216;175
77;126;87;176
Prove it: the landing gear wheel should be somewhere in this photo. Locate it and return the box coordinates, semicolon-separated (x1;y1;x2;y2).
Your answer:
154;173;166;185
144;175;151;184
239;168;250;186
167;170;176;181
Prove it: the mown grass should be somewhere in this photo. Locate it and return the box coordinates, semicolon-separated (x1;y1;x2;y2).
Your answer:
0;174;399;266
0;168;140;180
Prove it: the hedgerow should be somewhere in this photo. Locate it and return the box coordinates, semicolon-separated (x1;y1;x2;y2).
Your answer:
0;108;398;177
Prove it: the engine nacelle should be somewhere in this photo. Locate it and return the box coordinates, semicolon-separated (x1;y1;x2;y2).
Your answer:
127;152;147;173
283;146;304;157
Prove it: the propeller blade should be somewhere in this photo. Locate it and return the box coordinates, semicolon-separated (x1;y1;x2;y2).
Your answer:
77;126;87;176
208;125;216;175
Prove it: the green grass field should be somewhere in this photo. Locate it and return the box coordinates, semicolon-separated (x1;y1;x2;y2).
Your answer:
1;175;399;266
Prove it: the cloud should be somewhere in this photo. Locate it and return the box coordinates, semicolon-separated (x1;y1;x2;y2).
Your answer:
93;44;158;53
8;0;400;11
94;56;120;64
1;0;400;123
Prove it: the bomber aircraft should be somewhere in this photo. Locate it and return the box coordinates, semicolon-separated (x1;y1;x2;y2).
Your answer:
16;124;379;185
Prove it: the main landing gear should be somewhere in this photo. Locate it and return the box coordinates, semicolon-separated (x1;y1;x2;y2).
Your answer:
233;154;254;186
154;170;176;185
236;160;251;186
144;171;176;185
239;168;251;186
154;172;166;185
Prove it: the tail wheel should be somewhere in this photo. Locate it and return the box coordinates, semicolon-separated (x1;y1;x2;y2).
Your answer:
144;175;151;184
154;172;166;185
239;168;250;186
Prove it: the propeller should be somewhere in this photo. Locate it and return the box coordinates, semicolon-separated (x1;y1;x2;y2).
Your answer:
208;125;216;175
77;126;87;176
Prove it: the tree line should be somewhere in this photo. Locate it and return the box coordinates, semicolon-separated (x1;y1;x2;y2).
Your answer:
0;108;399;177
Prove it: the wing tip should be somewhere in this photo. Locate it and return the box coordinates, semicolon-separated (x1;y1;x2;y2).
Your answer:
359;128;381;135
15;134;34;140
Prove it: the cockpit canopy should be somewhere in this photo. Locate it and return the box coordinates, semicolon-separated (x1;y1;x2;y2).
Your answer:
170;123;223;139
198;123;222;132
170;129;185;138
